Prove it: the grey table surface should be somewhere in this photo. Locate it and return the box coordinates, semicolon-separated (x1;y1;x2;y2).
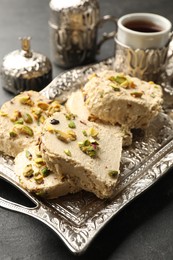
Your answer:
1;0;173;259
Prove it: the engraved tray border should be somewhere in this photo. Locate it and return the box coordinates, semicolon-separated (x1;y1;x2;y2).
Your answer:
1;55;173;255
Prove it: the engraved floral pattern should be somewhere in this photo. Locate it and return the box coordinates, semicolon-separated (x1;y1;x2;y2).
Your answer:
113;39;169;82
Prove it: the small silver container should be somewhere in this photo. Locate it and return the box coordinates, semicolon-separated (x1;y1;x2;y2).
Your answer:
1;37;52;94
49;0;116;68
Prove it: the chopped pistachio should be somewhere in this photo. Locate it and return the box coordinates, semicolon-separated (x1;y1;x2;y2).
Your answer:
130;91;143;98
109;75;127;84
39;115;45;124
19;95;33;106
150;93;156;98
13;124;33;136
34;173;44;184
36;152;42;158
34;171;40;176
51;128;77;142
78;139;99;158
109;84;121;91
19;95;30;102
9;130;18;137
50;100;61;108
37;101;49;110
108;170;118;179
149;81;154;84
109;75;136;89
88;127;99;138
22;126;34;136
79;139;90;146
15;125;34;136
67;130;77;141
46;125;55;133
85;98;90;105
25;150;32;160
10;110;21;122
65;112;76;120
48;101;61;115
41;166;50;177
0;110;8;117
23;164;34;177
68;121;76;129
34;157;45;167
31;107;42;120
64;149;72;157
120;78;135;89
55;130;72;143
82;130;88;137
14;118;24;124
22;113;33;124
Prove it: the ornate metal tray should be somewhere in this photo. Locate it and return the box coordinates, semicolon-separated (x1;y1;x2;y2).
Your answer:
1;54;173;255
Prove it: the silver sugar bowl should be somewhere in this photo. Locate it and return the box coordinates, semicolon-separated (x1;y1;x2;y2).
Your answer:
1;37;52;94
49;0;116;68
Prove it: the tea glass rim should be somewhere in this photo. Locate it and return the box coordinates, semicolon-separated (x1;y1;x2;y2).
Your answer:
117;12;172;36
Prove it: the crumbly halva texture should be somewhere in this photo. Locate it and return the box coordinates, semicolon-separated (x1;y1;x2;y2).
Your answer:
65;89;132;146
83;70;163;128
14;145;80;199
0;90;62;157
41;112;123;199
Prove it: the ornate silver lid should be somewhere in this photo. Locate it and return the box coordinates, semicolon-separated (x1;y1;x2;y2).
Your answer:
1;37;52;94
49;0;100;29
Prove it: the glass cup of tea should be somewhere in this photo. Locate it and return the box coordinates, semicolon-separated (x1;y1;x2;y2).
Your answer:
113;13;173;82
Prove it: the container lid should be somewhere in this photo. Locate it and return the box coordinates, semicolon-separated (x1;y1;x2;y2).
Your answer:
1;37;52;94
49;0;100;29
50;0;83;10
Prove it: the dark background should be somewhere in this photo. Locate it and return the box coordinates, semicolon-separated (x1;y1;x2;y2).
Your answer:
1;0;173;259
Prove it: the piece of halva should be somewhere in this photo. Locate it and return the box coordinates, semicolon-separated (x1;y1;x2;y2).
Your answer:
41;112;123;199
65;89;132;146
0;90;61;157
83;70;163;128
14;144;80;199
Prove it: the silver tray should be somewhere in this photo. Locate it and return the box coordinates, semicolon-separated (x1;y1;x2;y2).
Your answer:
1;54;173;255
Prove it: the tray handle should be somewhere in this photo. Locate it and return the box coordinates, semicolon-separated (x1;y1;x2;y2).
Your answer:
0;170;77;253
0;170;40;216
0;196;38;215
